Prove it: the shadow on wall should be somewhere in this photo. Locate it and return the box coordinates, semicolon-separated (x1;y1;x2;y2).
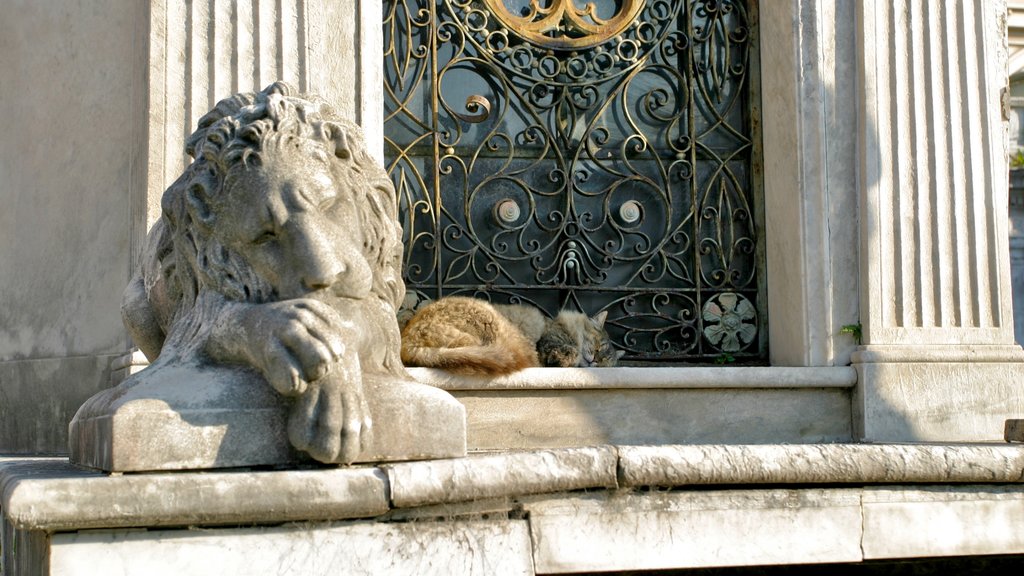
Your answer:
1009;169;1024;346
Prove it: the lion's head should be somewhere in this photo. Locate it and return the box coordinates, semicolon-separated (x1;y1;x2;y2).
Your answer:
158;83;404;321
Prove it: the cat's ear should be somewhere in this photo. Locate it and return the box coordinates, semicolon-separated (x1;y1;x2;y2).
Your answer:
592;310;608;328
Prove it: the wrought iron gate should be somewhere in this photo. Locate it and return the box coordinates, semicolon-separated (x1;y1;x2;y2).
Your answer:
384;0;765;362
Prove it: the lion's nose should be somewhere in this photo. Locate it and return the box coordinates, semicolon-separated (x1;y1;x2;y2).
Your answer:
302;261;346;291
297;227;347;291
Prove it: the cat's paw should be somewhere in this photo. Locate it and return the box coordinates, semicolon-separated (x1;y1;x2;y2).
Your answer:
539;345;581;367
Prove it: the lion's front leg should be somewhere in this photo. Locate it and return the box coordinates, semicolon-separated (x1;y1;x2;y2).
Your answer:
203;294;372;463
204;296;346;396
287;351;373;464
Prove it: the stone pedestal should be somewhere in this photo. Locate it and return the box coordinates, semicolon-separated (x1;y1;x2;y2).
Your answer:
68;365;466;472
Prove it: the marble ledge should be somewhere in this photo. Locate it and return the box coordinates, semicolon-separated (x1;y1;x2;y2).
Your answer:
5;443;1024;531
617;444;1024;487
409;365;857;390
1;460;389;531
386;446;618;508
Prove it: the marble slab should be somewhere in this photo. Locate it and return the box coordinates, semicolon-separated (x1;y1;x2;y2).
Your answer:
862;485;1024;559
50;520;534;576
452;388;852;450
522;489;864;573
618;443;1024;487
2;461;388;531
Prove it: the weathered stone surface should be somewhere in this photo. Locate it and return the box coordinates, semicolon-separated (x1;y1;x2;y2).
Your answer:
411;366;855;450
70;367;466;472
862;486;1024;559
523;489;864;573
0;354;120;454
1;517;47;576
403;364;851;446
0;0;151;455
387;446;618;508
854;357;1024;442
1007;419;1024;442
50;520;534;576
381;496;519;523
9;453;1024;574
452;388;852;450
2;459;388;531
618;444;1024;487
411;366;858;390
69;83;466;470
0;1;143;363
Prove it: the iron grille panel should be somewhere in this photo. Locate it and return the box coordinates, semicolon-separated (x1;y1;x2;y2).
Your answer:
384;0;765;362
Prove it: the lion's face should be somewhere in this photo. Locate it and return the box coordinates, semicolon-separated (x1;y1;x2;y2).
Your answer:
211;150;374;301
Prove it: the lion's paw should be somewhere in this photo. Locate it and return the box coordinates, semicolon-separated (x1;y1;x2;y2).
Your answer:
244;298;350;396
287;367;373;464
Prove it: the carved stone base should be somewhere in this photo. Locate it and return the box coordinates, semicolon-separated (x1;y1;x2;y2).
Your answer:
68;363;467;472
852;346;1024;442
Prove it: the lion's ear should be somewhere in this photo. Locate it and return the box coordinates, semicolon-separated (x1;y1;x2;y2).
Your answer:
185;183;216;229
322;121;351;160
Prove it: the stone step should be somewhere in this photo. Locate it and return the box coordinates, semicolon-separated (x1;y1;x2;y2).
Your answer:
411;366;858;449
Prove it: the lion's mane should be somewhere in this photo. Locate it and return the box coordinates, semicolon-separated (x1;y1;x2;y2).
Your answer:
139;82;404;355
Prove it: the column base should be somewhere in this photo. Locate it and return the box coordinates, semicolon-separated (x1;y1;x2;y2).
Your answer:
853;345;1024;442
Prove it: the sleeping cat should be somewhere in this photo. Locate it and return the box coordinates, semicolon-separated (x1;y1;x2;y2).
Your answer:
399;296;624;375
536;309;624;369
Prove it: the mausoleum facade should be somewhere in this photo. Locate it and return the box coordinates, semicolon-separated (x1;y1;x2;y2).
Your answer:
4;1;1024;573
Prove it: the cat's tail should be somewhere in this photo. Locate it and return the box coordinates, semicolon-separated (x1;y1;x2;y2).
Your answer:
401;344;537;376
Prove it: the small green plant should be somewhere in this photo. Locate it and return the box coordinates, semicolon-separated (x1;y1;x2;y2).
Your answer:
714;352;736;365
1011;149;1024;169
840;323;863;345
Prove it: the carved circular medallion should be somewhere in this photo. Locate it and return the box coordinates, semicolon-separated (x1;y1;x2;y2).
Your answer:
701;292;757;353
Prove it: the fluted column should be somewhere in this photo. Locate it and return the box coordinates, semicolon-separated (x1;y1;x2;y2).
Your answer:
854;0;1024;441
142;0;381;240
859;0;1012;344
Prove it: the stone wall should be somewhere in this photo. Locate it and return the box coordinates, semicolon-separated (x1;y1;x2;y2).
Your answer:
0;0;148;453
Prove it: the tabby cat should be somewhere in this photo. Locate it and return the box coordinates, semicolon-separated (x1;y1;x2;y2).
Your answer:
536;309;624;369
400;296;624;375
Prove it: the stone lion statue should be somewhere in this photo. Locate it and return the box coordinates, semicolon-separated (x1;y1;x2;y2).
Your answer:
74;82;464;469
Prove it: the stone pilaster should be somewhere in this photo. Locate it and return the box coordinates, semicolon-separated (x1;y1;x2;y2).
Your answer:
854;0;1024;440
144;0;380;239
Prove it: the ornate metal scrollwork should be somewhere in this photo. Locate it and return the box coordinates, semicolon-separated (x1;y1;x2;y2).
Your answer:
384;0;764;362
482;0;646;49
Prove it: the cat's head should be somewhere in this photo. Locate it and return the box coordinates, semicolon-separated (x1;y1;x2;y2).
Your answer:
580;311;626;367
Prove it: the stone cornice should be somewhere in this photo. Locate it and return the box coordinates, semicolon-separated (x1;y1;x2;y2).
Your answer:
5;442;1024;531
